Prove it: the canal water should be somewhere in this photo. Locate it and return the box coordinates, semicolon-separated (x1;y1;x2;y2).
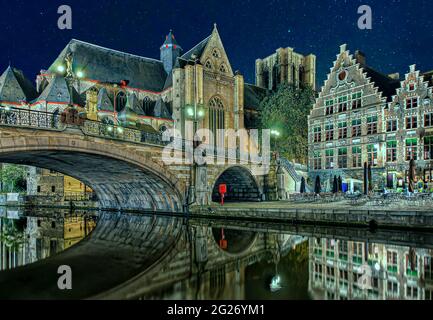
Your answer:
0;207;432;300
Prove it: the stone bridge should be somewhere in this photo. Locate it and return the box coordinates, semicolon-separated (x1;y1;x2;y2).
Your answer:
0;108;277;211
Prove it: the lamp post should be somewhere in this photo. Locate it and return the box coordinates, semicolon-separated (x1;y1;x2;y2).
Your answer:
185;59;205;206
270;129;281;151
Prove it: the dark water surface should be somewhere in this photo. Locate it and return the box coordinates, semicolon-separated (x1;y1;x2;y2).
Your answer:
0;207;432;300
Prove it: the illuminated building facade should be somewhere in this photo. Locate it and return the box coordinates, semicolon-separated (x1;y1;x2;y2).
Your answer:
308;44;433;191
309;238;433;300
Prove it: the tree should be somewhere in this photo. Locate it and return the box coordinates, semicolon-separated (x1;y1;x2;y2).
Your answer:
259;84;315;164
0;164;27;193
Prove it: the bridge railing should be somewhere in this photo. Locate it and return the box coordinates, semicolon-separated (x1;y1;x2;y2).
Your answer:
0;106;60;129
0;106;266;162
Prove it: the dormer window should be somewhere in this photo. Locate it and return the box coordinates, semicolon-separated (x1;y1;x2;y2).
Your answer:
408;83;416;91
212;49;221;58
219;64;227;73
205;60;212;70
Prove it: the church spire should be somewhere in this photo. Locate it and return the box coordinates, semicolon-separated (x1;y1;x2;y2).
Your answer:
160;29;183;74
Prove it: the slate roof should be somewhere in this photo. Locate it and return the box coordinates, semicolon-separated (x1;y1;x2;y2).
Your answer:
244;83;268;110
162;30;181;48
362;66;400;102
181;36;211;61
0;66;37;103
35;76;85;106
48;39;168;92
154;98;171;118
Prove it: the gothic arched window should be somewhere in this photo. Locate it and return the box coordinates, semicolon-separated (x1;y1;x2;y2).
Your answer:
209;96;225;149
116;91;126;112
143;96;153;116
219;63;227;73
205;60;213;70
212;48;221;58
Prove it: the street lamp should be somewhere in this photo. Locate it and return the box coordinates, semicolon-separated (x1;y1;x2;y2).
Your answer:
270;129;281;151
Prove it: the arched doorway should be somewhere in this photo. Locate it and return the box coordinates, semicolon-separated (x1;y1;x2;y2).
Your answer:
212;166;261;202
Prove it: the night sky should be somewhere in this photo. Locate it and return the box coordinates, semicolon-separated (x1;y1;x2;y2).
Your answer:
1;0;432;88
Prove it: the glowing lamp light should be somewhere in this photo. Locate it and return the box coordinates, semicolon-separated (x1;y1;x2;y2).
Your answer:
57;65;65;73
76;71;84;78
197;109;205;118
271;129;281;137
186;107;194;117
4;106;11;111
374;262;381;272
107;126;113;132
117;127;124;134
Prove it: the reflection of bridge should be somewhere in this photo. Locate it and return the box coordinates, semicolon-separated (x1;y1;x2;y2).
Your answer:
0;107;277;211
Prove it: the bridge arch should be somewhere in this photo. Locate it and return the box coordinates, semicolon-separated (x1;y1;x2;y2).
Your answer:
0;129;184;211
211;165;261;202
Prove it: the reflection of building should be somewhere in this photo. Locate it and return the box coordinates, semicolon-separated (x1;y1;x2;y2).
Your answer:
308;44;433;191
27;167;92;199
0;213;96;270
256;47;316;91
309;238;433;300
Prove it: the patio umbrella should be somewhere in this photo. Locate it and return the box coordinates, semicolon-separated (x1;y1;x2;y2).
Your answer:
300;177;306;194
363;162;368;195
332;176;338;193
314;176;321;194
338;176;343;192
408;159;416;193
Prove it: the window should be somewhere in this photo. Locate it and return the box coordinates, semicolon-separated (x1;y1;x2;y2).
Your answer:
387;281;399;295
386;141;397;162
424;137;433;160
338;122;347;139
51;186;56;193
367;115;378;135
425;113;433;127
115;91;127;112
406;286;418;299
338;148;347;168
313;126;322;142
352;146;362;168
406;97;418;109
325;99;334;115
406;116;418;129
37;186;41;193
386;119;397;132
406;138;418;160
219;64;227;73
338;96;348;112
313;152;322;170
205;60;212;70
325;149;334;169
142;97;154;116
367;144;378;166
425;256;433;280
325;124;334;141
408;83;416;91
209;96;225;148
352;119;362;137
352;92;362;109
212;48;220;58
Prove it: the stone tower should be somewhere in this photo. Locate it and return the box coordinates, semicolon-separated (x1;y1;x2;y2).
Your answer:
160;30;183;74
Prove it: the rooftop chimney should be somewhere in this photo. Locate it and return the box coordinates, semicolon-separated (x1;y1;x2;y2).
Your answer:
355;50;366;66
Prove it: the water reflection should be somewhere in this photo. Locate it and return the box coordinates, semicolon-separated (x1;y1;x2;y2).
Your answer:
0;208;432;300
0;209;97;271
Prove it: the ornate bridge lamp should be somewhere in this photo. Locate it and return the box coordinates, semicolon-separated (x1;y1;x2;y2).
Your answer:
185;103;206;206
270;129;281;152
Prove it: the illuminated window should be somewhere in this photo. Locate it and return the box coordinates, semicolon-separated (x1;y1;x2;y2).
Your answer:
406;138;418;160
367;144;378;166
325;149;334;169
367;115;378;135
338;122;347;139
352;119;362;137
406;97;418;109
386;141;397;162
352;146;362;168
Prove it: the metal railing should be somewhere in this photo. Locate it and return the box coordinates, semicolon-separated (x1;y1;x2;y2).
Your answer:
0;106;60;129
0;106;267;162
